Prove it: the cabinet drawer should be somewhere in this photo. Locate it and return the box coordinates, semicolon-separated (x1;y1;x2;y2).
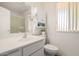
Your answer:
30;48;44;56
23;39;45;56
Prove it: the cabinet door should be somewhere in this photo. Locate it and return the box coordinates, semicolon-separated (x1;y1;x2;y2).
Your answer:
23;39;45;56
7;49;22;56
30;48;44;56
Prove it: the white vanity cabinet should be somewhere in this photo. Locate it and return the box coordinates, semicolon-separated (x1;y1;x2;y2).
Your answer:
23;39;45;56
0;36;45;56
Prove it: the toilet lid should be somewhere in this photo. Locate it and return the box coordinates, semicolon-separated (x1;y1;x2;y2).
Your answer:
44;44;59;50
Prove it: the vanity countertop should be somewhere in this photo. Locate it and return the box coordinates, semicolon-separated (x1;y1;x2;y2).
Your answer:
0;35;45;55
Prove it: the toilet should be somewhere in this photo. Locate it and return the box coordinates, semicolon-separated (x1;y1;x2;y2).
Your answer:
44;44;59;56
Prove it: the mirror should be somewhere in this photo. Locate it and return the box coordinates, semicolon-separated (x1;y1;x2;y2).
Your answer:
0;2;30;39
0;2;47;39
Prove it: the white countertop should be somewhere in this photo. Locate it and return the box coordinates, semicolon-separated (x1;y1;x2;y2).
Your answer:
0;35;45;55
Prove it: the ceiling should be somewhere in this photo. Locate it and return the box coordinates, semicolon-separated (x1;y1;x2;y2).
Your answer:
0;2;30;15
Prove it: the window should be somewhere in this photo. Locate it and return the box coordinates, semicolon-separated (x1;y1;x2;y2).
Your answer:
57;2;79;32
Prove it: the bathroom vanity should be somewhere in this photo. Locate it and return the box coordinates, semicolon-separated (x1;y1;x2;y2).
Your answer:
0;35;45;56
0;3;46;56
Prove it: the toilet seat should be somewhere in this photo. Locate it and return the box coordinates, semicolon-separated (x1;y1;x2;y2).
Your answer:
44;44;59;50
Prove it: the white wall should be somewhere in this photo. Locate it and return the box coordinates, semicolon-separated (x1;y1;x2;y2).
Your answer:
44;3;79;56
0;7;10;38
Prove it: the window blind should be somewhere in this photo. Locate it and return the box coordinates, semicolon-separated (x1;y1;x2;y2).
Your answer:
57;2;79;32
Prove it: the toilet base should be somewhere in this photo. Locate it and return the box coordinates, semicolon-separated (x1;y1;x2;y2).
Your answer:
44;51;58;56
